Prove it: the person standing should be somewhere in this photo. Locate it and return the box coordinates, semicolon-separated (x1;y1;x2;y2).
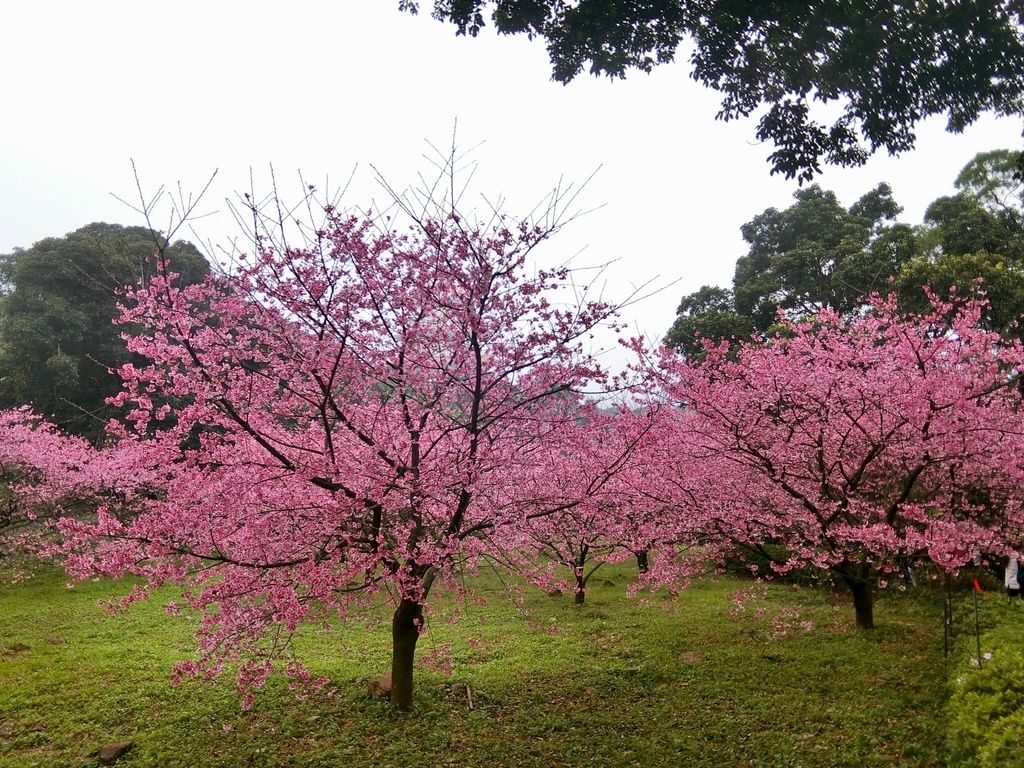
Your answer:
1006;558;1021;598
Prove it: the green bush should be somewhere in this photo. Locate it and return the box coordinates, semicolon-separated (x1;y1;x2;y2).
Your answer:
946;602;1024;767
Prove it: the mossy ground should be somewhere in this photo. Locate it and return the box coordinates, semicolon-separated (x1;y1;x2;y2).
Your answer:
1;566;954;767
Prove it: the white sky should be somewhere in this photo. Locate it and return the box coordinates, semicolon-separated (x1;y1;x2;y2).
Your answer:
2;0;1022;362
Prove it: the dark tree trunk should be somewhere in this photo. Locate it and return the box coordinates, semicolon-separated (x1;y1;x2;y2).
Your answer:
850;580;874;629
572;549;589;605
574;572;586;604
573;565;589;606
635;550;650;574
390;597;423;710
840;572;875;629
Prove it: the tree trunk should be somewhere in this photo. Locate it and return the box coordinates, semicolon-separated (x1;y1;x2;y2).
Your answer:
841;574;875;629
390;597;423;710
635;550;650;574
570;551;590;605
574;572;586;604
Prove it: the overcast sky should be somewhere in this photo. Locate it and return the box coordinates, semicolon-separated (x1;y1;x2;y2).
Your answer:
3;1;1022;359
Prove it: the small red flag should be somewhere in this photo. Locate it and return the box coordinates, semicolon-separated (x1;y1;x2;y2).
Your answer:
973;578;984;593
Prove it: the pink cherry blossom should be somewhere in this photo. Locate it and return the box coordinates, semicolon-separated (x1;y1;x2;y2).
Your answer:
30;204;645;709
647;294;1024;628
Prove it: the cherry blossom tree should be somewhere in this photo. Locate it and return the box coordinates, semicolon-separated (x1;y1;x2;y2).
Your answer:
505;406;660;604
1;409;82;557
0;408;105;559
650;296;1024;628
0;407;165;565
54;177;648;709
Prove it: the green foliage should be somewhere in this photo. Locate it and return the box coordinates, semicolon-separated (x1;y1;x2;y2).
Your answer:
922;194;1024;260
666;183;916;352
667;150;1024;351
946;601;1024;768
0;223;207;442
895;251;1024;335
892;149;1024;335
0;565;948;767
955;149;1024;215
414;1;1024;181
663;285;753;359
734;183;913;328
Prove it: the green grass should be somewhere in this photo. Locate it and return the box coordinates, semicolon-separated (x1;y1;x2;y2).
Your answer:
1;566;953;767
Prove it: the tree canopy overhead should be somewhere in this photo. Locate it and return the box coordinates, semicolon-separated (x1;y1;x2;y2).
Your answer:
410;1;1024;180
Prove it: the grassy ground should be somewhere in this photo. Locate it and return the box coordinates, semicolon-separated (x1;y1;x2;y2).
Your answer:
1;565;952;768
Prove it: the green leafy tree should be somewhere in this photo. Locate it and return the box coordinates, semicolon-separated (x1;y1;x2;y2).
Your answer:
919;194;1024;260
894;149;1024;334
667;183;916;352
663;286;752;359
735;184;915;328
411;1;1024;181
668;151;1024;353
0;223;208;442
895;252;1024;335
954;147;1024;215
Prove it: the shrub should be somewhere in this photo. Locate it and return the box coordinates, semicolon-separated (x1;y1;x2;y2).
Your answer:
946;602;1024;767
